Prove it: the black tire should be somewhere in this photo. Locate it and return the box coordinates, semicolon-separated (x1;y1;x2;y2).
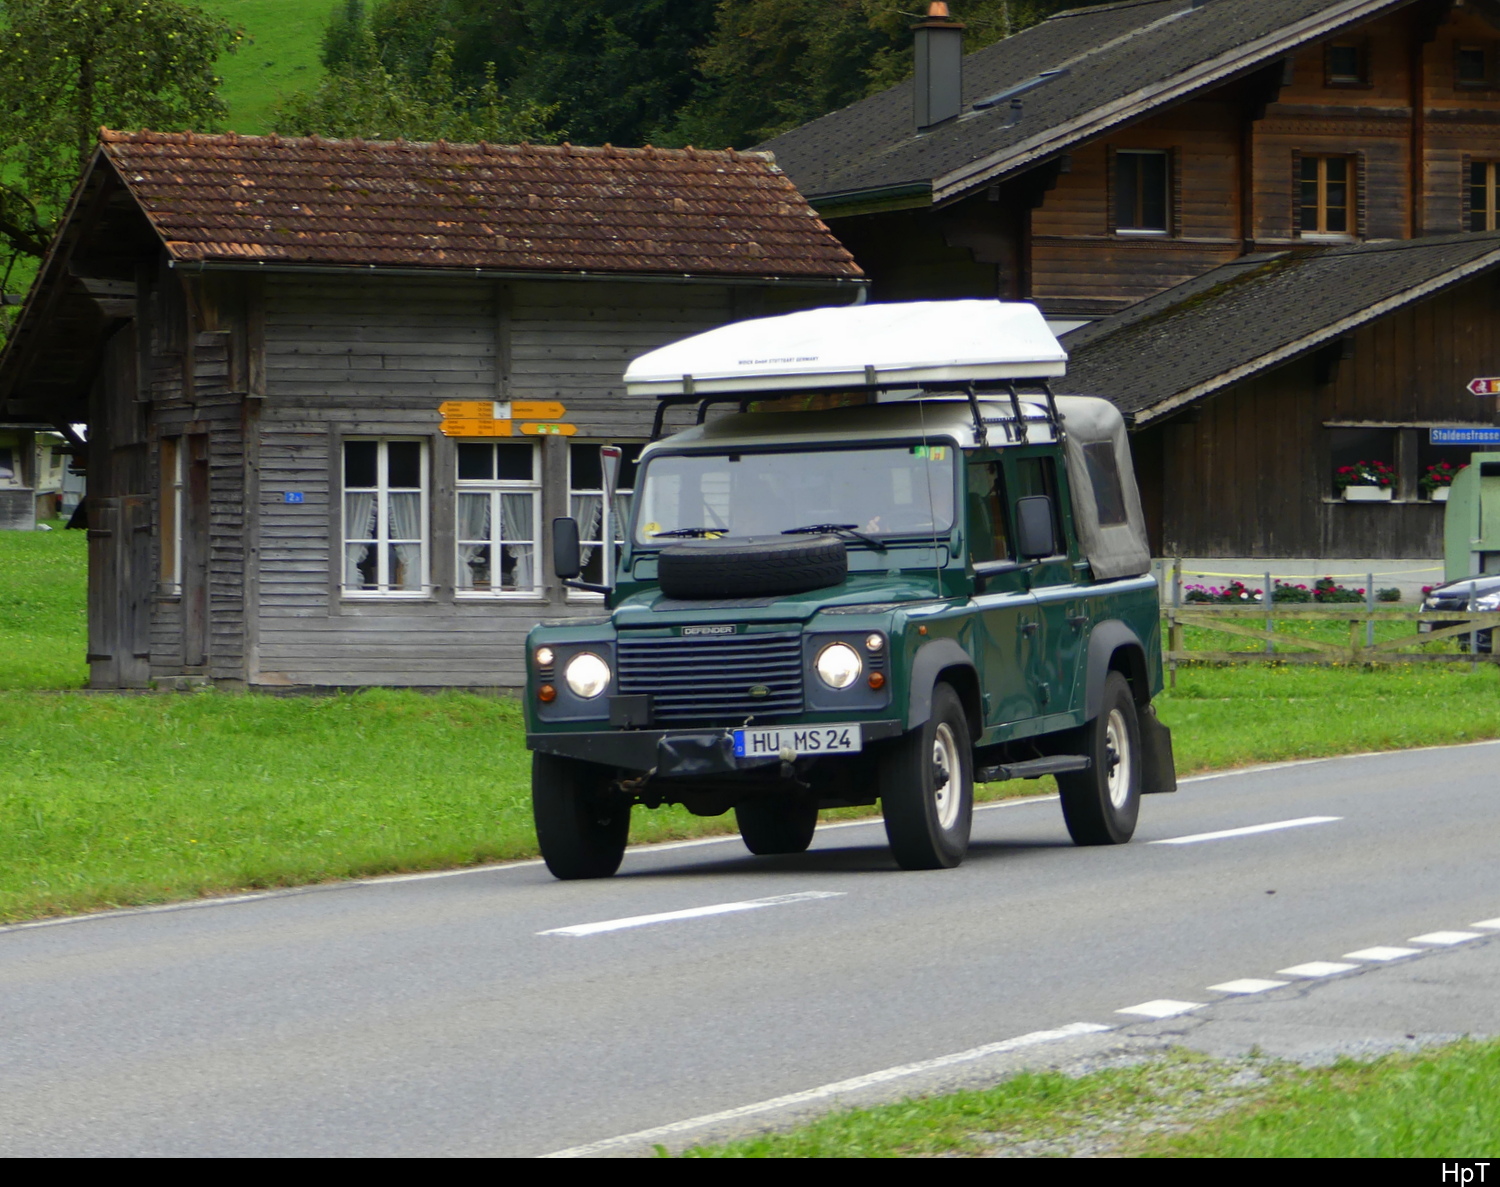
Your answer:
658;535;846;600
734;798;819;855
1057;671;1141;846
532;752;630;880
880;683;973;870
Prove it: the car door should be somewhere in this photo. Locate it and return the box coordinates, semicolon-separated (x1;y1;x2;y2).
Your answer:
1007;450;1088;720
965;453;1040;729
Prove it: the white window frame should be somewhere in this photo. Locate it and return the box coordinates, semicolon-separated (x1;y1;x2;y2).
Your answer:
341;437;431;599
568;442;640;601
0;434;21;488
160;436;184;594
454;441;543;600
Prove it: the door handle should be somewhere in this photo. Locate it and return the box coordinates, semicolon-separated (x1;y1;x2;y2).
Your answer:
1067;615;1089;630
1022;622;1039;636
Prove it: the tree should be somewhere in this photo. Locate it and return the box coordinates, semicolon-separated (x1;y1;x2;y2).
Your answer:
0;0;239;271
669;0;1096;150
272;23;556;144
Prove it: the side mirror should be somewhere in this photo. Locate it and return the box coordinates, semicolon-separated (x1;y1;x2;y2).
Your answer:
1016;496;1057;560
552;516;582;579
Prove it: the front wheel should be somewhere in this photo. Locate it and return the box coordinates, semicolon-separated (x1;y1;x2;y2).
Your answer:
532;752;630;880
1057;671;1141;846
880;683;974;870
734;798;819;855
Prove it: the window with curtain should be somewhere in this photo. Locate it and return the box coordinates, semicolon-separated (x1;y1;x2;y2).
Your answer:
455;442;540;597
569;442;643;593
343;439;429;596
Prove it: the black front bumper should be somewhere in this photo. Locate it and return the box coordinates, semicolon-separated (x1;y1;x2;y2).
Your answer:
528;720;906;776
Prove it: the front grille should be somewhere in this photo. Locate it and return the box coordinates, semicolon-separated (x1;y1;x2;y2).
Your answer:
617;632;804;724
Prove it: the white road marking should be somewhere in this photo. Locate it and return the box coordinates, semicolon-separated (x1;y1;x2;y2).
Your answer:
1208;979;1289;994
1472;918;1500;930
1410;931;1483;946
1151;816;1341;845
1279;961;1359;977
538;891;844;937
541;1022;1113;1157
1344;946;1421;961
1116;999;1203;1019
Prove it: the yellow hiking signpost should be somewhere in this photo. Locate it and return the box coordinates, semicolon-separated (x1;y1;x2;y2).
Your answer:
439;400;570;437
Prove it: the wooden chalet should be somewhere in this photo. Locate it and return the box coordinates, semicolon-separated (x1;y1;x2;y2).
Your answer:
0;133;862;689
761;0;1500;557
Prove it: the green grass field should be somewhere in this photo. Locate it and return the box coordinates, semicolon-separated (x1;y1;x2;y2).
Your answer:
1;527;1498;923
202;0;340;135
679;1040;1500;1157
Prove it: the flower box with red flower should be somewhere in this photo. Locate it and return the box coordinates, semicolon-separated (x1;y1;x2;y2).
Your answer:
1335;460;1395;502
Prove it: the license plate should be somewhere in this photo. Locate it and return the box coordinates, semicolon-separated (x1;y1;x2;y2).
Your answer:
733;725;862;758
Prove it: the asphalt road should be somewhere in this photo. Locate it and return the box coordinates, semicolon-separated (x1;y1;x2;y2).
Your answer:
2;741;1499;1157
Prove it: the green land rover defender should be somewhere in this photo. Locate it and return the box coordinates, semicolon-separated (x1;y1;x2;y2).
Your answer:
524;301;1175;879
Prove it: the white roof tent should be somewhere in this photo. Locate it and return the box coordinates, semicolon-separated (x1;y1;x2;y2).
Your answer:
626;299;1069;441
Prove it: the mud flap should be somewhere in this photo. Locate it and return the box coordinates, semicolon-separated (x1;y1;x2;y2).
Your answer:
1140;704;1177;794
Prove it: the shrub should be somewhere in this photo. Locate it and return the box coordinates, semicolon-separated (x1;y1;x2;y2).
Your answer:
1272;582;1313;603
1377;587;1401;603
1313;577;1365;604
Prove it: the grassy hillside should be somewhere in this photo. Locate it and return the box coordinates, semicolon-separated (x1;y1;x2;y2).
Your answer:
202;0;341;134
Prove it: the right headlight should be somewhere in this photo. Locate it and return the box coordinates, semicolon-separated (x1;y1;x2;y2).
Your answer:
815;642;863;690
564;652;611;699
1476;593;1500;612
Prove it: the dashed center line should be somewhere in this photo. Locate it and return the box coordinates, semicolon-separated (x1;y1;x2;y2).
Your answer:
538;891;845;937
1151;816;1342;845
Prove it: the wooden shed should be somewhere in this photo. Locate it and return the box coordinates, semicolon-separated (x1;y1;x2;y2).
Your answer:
0;132;863;689
1061;232;1500;558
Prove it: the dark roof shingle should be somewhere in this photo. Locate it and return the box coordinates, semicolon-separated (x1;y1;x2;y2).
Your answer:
1059;232;1500;420
100;130;862;279
760;0;1410;204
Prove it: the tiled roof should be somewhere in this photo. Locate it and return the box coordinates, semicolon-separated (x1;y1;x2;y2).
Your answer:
99;130;862;279
1059;232;1500;421
760;0;1411;204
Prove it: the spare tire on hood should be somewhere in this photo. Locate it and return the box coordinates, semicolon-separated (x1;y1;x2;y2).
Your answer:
657;535;847;600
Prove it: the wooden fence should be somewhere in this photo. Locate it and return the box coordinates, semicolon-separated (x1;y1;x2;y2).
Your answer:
1164;604;1500;668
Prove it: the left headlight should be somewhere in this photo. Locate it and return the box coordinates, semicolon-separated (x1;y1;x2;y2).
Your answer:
564;652;611;699
815;642;863;690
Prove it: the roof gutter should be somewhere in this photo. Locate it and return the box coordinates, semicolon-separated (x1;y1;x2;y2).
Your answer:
811;182;934;218
1128;246;1500;426
166;259;868;290
932;0;1409;204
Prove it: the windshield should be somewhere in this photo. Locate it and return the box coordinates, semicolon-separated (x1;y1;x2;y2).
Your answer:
633;445;956;544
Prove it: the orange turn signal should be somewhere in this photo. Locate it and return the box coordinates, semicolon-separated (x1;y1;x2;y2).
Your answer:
538;683;557;703
868;671;886;690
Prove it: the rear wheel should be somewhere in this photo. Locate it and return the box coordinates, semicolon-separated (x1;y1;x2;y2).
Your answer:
1057;671;1141;846
880;683;973;870
532;752;630;880
734;798;819;855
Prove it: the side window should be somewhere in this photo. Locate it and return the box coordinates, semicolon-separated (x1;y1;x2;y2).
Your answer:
1082;442;1129;526
1010;455;1066;556
569;442;644;592
965;457;1010;564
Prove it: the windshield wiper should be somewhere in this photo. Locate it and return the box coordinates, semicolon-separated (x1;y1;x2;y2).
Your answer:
783;523;888;553
651;527;724;539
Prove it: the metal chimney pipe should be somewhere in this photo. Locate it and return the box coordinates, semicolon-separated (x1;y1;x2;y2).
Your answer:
914;2;965;131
